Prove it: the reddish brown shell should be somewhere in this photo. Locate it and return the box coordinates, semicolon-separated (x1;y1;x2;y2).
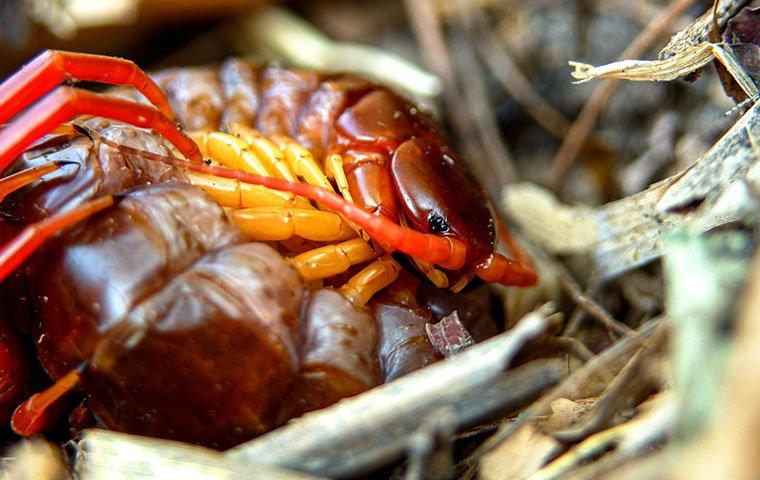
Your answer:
0;60;504;447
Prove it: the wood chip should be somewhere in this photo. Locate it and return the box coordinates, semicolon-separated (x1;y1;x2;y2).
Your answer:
426;311;475;357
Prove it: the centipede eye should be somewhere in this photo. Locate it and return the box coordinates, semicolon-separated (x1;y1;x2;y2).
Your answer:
427;211;449;234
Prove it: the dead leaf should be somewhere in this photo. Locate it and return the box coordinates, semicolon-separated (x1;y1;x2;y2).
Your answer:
540;397;598;433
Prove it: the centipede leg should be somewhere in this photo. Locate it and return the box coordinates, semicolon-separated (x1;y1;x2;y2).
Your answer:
192;130;277;177
0;161;74;202
192;130;315;208
0;49;175;124
11;368;82;435
0;195;116;282
338;255;401;306
226;124;299;182
475;253;537;286
0;87;201;172
231;206;356;242
474;219;538;286
325;153;370;240
290;238;376;282
187;171;313;210
96;144;471;271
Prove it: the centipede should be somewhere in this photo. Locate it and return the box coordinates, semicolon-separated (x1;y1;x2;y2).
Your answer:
0;50;536;448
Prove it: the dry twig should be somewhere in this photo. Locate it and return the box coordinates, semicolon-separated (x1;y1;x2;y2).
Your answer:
73;430;324;480
546;255;634;337
547;0;698;190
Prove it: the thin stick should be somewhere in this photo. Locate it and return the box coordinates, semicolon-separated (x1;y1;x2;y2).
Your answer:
74;430;327;480
546;0;697;190
547;256;634;337
451;2;517;183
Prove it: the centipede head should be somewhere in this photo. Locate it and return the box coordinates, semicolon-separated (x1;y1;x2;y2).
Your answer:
391;136;496;290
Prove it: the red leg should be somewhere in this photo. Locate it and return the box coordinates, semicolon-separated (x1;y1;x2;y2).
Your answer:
97;140;469;271
0;87;201;173
0;161;73;202
11;368;81;435
0;50;175;125
0;195;115;281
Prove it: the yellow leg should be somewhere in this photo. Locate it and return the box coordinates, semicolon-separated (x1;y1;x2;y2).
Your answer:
189;129;315;209
290;238;376;282
325;152;373;242
231;207;356;242
325;153;355;203
186;171;312;209
227;123;298;182
410;257;449;289
449;275;472;293
260;134;370;246
191;131;275;177
339;255;402;306
278;137;335;192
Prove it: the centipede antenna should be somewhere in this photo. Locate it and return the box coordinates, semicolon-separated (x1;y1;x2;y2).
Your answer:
475;253;537;286
481;214;538;286
0;88;201;173
0;195;115;282
95;136;469;271
0;50;175;125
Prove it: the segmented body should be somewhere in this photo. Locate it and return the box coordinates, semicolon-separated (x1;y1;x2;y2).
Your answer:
0;61;502;447
136;60;517;288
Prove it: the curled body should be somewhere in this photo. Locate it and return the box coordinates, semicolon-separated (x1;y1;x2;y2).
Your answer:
0;53;520;448
4;126;386;448
136;59;536;289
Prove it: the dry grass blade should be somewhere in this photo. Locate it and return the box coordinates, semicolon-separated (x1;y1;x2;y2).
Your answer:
462;319;664;476
505;101;760;279
569;42;714;83
670;245;760;478
547;0;698;190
